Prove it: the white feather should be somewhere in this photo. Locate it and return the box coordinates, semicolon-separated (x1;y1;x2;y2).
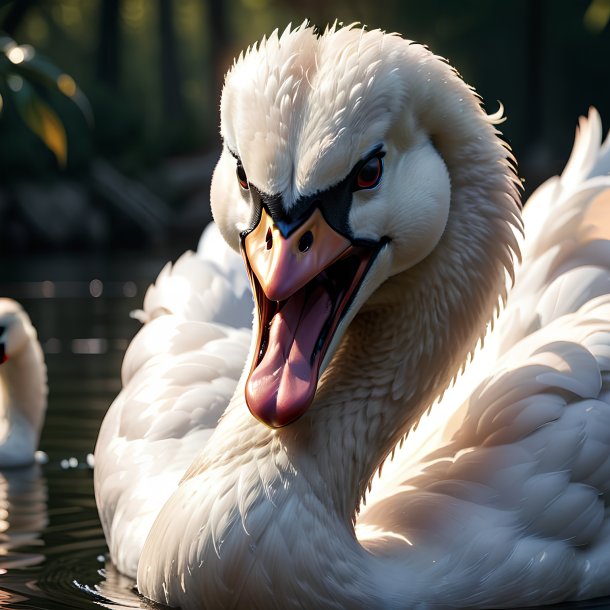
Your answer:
95;24;610;609
94;233;251;576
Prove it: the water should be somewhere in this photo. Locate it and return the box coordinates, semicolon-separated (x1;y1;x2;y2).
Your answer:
1;250;610;610
0;250;174;609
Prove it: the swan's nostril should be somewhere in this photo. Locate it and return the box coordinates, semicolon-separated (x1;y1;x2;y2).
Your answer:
298;231;314;253
266;228;273;250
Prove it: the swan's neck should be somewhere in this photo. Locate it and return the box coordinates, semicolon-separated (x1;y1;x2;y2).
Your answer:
300;226;507;524
141;239;506;608
140;179;519;607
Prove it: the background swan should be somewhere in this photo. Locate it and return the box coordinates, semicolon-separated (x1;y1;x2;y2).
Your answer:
95;23;610;608
0;298;47;467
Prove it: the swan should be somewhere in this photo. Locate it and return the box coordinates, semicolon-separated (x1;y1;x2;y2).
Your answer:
0;299;47;467
94;23;610;609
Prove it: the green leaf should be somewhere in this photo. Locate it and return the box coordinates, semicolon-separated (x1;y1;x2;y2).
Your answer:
24;98;67;167
12;80;67;167
0;34;93;124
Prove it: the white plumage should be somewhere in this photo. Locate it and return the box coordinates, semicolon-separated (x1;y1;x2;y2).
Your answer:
94;223;251;576
94;23;610;609
0;298;47;467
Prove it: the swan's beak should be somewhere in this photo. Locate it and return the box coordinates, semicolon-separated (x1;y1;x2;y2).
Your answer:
241;206;375;427
0;326;6;364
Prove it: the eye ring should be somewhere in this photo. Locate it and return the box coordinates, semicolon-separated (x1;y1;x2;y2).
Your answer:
236;163;249;190
355;155;383;191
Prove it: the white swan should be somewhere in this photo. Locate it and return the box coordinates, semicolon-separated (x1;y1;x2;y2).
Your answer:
0;299;47;467
94;23;610;609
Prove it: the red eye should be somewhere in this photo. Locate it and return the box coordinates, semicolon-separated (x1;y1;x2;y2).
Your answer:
356;156;383;190
236;163;249;190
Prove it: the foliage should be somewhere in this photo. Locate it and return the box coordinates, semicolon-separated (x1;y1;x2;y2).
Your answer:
0;31;91;177
0;0;608;249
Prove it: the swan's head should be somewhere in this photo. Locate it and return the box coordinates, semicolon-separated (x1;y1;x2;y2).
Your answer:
0;300;31;365
211;23;520;427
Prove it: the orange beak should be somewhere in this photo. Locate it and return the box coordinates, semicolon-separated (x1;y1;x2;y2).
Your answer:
241;206;377;427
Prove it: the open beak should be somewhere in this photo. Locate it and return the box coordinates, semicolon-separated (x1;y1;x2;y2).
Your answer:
241;207;377;427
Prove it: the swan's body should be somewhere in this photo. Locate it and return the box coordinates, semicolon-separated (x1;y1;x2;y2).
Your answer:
0;299;47;467
95;24;610;608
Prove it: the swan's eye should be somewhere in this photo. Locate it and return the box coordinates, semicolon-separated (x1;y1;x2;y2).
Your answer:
236;163;249;190
355;156;383;190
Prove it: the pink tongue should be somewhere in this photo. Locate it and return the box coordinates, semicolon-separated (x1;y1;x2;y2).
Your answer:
246;285;332;427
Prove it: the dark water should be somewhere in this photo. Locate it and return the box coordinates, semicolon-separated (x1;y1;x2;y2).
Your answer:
2;250;610;610
0;250;172;609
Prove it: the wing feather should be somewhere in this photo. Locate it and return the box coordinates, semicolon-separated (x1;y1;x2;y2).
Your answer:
358;110;610;602
94;223;252;578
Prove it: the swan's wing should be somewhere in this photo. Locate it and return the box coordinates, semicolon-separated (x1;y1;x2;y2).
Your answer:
137;222;253;327
497;107;610;355
357;110;610;606
94;223;252;578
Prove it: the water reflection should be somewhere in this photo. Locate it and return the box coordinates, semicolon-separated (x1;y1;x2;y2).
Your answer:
0;465;47;573
0;457;152;608
78;561;142;609
0;249;167;609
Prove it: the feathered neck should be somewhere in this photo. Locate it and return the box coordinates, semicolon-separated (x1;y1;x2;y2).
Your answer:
305;211;519;522
145;216;521;608
245;186;520;524
148;173;521;606
140;214;522;610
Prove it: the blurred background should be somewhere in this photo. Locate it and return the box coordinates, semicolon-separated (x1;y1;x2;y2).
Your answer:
0;0;609;254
